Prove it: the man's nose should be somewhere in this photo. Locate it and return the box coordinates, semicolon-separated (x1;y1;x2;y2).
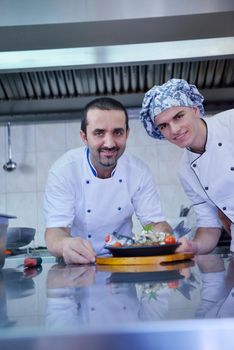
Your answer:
170;122;180;134
103;133;115;147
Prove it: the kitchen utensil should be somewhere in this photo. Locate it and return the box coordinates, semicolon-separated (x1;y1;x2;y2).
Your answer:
3;122;17;172
6;227;36;250
173;220;191;239
179;202;205;217
105;243;181;257
112;232;135;243
107;269;184;284
0;214;16;268
23;256;42;268
96;252;194;266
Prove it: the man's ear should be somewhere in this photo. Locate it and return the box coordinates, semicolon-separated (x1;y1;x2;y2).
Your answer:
126;128;130;139
80;130;88;145
193;106;200;117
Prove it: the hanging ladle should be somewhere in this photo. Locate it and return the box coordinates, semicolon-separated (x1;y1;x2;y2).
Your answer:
3;121;17;172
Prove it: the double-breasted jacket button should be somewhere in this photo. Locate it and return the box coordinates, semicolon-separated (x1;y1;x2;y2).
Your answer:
86;180;90;184
223;207;227;211
88;234;92;238
119;179;123;183
230;167;234;171
218;142;222;146
205;186;209;190
87;209;91;213
192;163;196;168
118;207;122;211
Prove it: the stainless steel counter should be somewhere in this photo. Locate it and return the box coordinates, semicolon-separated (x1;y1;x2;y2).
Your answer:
1;252;234;350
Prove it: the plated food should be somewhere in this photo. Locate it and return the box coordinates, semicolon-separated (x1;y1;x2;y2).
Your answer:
105;243;181;257
104;225;180;257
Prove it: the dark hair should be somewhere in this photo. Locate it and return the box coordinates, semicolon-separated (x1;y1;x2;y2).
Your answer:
81;97;129;134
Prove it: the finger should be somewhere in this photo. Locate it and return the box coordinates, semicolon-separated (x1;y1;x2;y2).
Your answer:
72;239;96;261
75;244;96;262
176;237;188;252
63;248;93;265
63;237;96;264
82;239;96;255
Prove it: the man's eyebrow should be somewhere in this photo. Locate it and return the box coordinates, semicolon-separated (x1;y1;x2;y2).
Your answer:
173;111;184;117
157;111;184;127
113;127;125;131
157;121;167;128
92;128;104;133
92;127;125;133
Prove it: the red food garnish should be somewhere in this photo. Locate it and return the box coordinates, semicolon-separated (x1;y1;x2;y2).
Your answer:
164;235;176;244
167;280;179;289
113;242;122;247
105;234;111;243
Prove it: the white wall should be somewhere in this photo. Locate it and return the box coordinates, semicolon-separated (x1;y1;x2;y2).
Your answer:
0;118;191;247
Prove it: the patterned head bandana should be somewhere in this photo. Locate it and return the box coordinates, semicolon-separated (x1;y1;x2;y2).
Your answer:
139;79;205;139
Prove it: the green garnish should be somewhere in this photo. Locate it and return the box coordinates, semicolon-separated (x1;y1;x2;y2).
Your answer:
143;224;153;232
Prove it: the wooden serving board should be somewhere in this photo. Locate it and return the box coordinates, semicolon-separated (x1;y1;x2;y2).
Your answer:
96;259;194;273
96;252;194;266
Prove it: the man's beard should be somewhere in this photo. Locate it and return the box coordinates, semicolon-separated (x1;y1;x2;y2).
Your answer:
98;147;120;167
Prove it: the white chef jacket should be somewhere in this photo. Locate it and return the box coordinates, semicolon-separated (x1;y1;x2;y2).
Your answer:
178;109;234;250
196;270;234;318
44;147;165;251
46;271;172;328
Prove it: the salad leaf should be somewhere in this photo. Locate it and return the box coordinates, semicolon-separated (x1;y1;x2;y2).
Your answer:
143;224;154;232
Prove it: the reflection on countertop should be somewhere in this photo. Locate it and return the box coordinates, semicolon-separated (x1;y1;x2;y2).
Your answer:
1;251;234;349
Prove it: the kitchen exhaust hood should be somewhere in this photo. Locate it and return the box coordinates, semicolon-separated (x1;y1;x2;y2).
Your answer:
0;0;234;123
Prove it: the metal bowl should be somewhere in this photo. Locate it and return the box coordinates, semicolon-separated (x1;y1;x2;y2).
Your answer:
6;227;36;249
0;222;8;268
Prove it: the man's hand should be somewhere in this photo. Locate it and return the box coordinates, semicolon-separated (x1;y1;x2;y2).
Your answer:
47;264;96;289
62;236;96;264
151;221;173;234
176;236;199;254
176;227;222;255
45;228;96;264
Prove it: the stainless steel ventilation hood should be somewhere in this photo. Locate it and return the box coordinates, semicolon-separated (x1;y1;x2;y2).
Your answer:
0;0;234;123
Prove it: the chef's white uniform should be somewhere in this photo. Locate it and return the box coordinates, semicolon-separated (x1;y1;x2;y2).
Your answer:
178;109;234;250
46;270;172;327
196;260;234;319
44;147;165;251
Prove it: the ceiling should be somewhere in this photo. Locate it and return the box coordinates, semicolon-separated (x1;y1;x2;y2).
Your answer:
0;0;234;123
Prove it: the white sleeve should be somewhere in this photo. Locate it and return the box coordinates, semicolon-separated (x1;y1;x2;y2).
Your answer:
179;174;221;228
44;168;76;228
132;165;165;226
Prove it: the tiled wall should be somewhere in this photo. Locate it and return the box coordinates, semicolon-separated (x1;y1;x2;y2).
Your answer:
0;118;191;247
